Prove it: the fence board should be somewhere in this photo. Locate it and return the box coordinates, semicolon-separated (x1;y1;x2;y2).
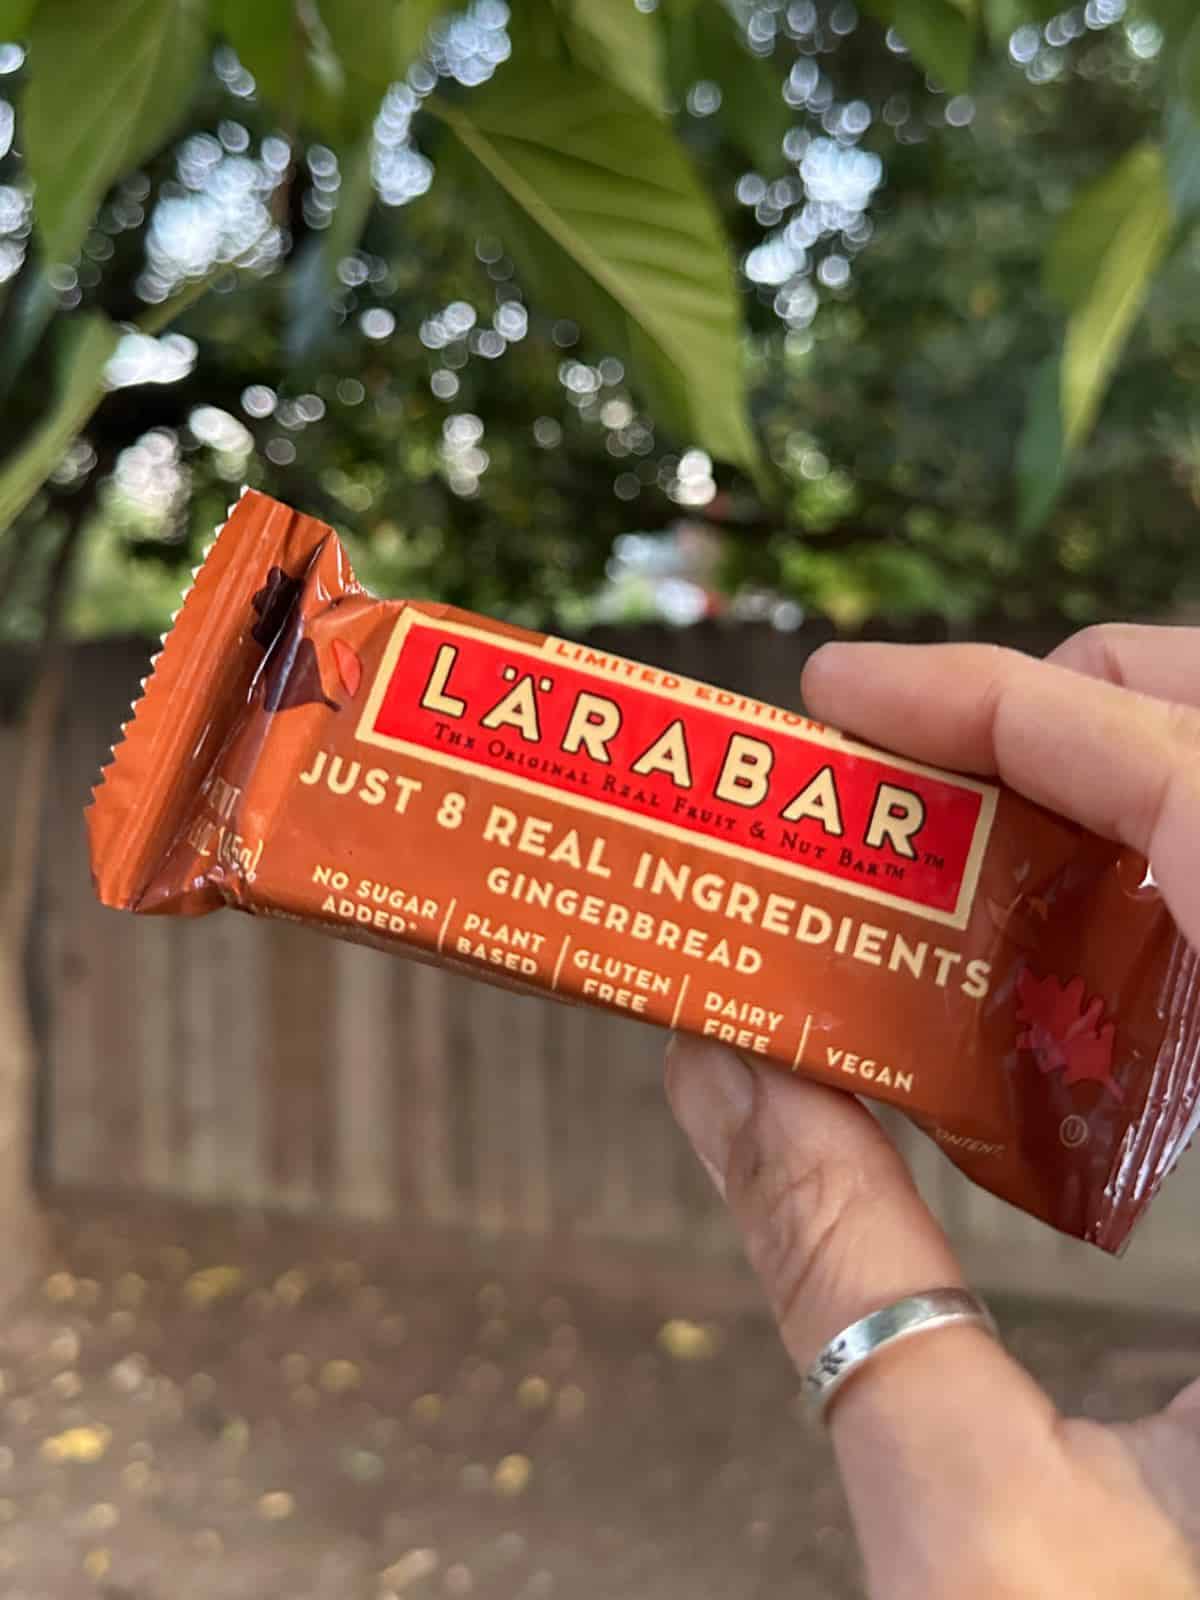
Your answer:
212;909;266;1205
332;940;396;1219
547;992;598;1234
514;985;554;1234
9;624;1200;1310
405;958;458;1225
265;920;336;1209
170;919;220;1200
133;915;173;1192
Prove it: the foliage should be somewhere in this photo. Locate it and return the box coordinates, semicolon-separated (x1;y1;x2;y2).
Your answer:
23;0;209;273
430;58;756;471
0;312;116;533
0;0;1197;644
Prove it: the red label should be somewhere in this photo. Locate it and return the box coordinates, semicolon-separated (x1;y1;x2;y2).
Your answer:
358;615;994;926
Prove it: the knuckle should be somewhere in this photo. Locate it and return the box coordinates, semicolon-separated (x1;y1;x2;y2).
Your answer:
967;641;1018;680
1052;622;1135;678
1060;621;1119;661
1161;698;1200;755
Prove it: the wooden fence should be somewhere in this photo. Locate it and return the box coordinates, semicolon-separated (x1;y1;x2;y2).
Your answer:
11;625;1200;1312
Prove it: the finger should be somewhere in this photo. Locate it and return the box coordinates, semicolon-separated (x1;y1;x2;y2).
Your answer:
1048;623;1200;707
664;1035;1057;1581
665;1033;964;1368
801;641;1200;945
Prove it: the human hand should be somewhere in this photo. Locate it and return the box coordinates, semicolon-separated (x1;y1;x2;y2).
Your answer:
665;625;1200;1599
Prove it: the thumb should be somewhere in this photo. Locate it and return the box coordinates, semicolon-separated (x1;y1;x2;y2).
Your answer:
664;1032;967;1377
664;1035;1058;1586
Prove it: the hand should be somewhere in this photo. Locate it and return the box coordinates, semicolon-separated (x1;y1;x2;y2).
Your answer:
665;625;1200;1600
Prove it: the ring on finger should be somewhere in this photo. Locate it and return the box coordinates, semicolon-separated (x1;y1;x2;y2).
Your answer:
803;1288;999;1423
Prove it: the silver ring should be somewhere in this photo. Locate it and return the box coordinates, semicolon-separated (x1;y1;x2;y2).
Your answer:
803;1289;997;1423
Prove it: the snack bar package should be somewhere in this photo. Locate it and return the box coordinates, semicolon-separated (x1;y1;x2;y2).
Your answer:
87;490;1200;1251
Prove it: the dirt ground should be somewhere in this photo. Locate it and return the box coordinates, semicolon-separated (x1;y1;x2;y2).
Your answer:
0;1196;1196;1600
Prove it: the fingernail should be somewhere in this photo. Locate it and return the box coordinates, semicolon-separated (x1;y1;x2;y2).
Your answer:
666;1036;756;1190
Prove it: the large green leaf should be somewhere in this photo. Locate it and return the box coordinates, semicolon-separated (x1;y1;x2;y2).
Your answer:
563;0;665;114
1044;145;1165;310
24;0;207;268
507;0;665;115
1022;141;1177;513
862;0;978;93
663;0;790;172
432;61;758;473
1056;145;1174;449
1015;353;1065;534
0;0;36;37
0;312;118;534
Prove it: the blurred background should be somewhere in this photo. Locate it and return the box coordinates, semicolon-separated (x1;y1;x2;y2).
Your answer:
1;0;1199;1595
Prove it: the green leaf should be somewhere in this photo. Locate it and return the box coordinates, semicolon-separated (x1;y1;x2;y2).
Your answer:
1026;142;1177;502
0;312;118;534
563;0;665;113
0;0;36;38
1057;145;1174;449
286;136;375;363
24;0;207;268
1044;144;1165;310
663;0;790;172
507;0;665;114
1015;354;1065;534
431;62;758;473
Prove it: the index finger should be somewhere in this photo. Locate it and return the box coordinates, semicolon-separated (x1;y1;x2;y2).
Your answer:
800;641;1200;946
1048;623;1200;706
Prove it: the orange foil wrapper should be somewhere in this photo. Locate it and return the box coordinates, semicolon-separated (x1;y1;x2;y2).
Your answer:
87;491;1200;1250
